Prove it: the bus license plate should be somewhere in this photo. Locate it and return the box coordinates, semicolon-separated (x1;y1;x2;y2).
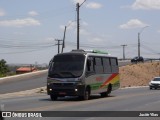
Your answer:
59;92;66;95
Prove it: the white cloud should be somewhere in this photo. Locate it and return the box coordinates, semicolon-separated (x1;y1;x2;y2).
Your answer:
80;29;90;35
86;33;110;44
0;9;5;16
131;0;160;10
119;19;148;29
0;18;41;27
86;2;102;9
82;21;88;26
28;11;39;16
60;21;76;30
92;37;104;42
13;32;25;35
45;37;55;42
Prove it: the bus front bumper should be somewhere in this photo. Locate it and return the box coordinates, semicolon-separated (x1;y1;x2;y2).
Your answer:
47;83;85;97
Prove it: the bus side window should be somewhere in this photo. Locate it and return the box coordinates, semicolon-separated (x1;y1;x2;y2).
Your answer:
87;59;91;71
103;58;111;73
110;58;118;73
94;57;103;74
48;61;54;73
86;57;94;76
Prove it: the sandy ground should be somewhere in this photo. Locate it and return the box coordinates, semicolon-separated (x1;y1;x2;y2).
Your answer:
120;62;160;88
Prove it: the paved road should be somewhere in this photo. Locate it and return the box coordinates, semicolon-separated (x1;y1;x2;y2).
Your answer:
1;87;160;120
0;71;47;94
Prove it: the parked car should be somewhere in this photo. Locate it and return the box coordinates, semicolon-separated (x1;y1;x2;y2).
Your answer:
131;56;144;63
149;77;160;90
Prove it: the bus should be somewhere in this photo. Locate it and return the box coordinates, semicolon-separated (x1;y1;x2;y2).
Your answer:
47;49;120;101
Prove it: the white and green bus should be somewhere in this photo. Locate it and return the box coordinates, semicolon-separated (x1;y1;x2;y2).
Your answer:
47;49;120;101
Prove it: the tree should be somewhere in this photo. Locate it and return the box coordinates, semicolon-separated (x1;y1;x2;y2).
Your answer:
0;59;9;77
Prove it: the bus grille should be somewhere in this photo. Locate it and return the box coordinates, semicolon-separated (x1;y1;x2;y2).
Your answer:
53;83;74;87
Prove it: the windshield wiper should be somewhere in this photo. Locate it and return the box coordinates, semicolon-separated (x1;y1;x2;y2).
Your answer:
49;72;63;78
60;72;76;77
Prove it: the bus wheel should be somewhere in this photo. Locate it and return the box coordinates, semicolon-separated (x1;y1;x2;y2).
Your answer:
84;89;90;100
50;95;57;101
79;88;90;100
101;84;112;97
107;84;112;95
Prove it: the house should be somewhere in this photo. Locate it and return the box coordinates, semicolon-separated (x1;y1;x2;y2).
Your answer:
16;66;37;74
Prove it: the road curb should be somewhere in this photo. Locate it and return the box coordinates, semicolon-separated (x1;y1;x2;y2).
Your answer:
0;87;46;99
120;86;148;89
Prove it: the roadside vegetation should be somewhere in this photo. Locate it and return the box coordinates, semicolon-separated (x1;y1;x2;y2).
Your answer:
0;59;10;77
0;59;48;78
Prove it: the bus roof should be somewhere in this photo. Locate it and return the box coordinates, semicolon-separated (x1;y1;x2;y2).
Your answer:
55;49;116;58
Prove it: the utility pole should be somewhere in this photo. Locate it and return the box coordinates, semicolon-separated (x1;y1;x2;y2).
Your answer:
76;0;87;50
76;3;80;50
138;32;140;58
121;45;127;60
138;26;149;57
61;26;67;53
55;39;62;54
61;21;76;53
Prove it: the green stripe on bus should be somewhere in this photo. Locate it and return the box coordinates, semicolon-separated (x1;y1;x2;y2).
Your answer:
89;80;120;90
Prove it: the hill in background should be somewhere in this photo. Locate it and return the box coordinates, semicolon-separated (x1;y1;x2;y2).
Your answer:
120;62;160;88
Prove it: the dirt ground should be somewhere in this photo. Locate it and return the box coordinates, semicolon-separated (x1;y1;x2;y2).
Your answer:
119;62;160;88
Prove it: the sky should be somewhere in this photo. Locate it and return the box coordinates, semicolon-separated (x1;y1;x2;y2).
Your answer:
0;0;160;64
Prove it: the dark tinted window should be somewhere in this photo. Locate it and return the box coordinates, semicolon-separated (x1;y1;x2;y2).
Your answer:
85;56;118;76
49;54;85;78
53;54;84;62
110;58;118;73
86;57;94;72
94;57;103;74
103;58;111;73
110;58;117;66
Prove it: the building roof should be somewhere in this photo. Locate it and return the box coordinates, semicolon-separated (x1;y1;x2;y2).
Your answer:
16;67;37;72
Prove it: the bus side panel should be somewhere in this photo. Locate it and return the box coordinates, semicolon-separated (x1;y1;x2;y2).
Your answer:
85;73;120;94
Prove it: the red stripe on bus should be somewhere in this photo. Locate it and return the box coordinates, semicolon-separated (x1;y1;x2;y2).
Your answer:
100;73;118;88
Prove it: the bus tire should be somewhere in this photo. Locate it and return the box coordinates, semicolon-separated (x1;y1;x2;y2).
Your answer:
50;95;57;101
101;84;112;97
107;84;112;95
79;88;90;100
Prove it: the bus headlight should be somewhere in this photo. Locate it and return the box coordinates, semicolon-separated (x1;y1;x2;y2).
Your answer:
75;89;78;92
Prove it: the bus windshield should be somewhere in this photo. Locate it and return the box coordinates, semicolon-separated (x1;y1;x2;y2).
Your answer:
48;54;85;78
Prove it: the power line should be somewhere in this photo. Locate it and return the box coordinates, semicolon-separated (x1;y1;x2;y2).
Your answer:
0;45;55;54
141;44;159;54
